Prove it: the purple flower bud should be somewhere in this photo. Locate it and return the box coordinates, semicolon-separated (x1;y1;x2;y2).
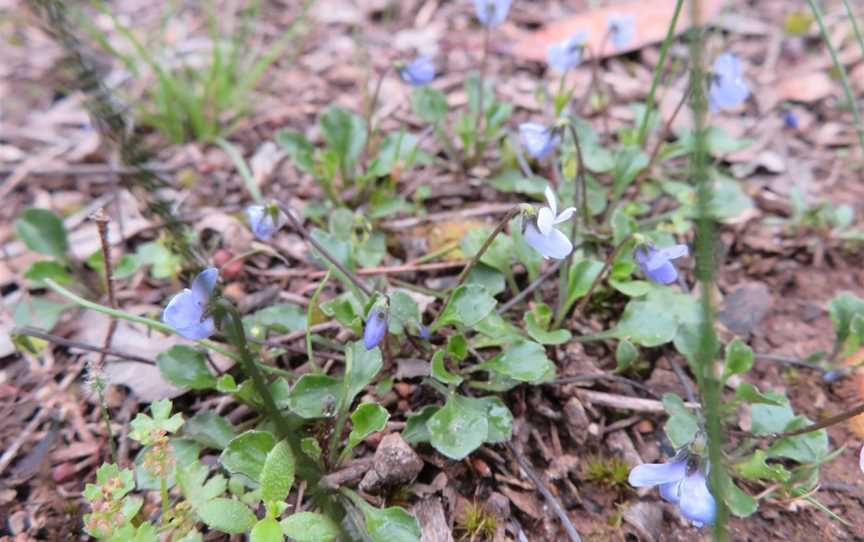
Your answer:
608;14;636;50
162;268;218;340
634;244;689;285
245;204;287;241
709;52;750;113
519;123;560;160
822;369;848;383
473;0;512;27
419;325;431;340
783;110;800;130
400;56;436;86
547;32;588;72
364;307;388;350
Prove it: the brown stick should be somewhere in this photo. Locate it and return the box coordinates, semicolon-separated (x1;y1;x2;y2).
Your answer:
13;326;155;365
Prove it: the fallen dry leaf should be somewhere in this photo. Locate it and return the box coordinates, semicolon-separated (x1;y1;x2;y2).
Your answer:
775;71;835;103
508;0;726;63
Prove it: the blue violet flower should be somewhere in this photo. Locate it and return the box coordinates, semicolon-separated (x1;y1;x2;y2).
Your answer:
709;52;750;113
364;307;388;350
162;267;218;340
400;56;436;86
634;244;688;285
783;110;800;130
246;204;287;241
629;460;717;526
473;0;511;27
523;186;577;260
519;123;561;160
547;31;588;72
608;14;636;50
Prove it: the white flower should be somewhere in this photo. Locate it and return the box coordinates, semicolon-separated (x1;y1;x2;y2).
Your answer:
523;186;576;259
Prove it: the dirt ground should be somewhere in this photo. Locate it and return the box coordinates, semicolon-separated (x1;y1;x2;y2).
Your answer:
2;0;864;540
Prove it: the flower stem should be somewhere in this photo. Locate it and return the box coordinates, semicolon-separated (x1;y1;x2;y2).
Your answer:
571;235;632;315
306;271;330;373
276;201;373;299
361;66;392;168
687;5;728;537
806;0;864;152
159;475;169;520
636;0;685;147
473;24;492;162
43;279;239;361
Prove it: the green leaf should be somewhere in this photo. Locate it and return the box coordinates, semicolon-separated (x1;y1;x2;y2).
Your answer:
615;340;638;371
135;241;181;279
301;437;323;462
15;208;68;259
130;400;184;445
388;290;420;334
524;304;571;345
431;351;463;385
219;431;277;483
465;264;506;296
733;450;791;483
613;287;700;347
368;132;427;178
156;345;216;390
177;460;228;509
459;228;513;274
344;341;383;406
251;518;283;542
410;87;448;124
432;285;496;331
447;335;468;361
402;405;439;444
287;375;342;419
723;338;754;379
609;279;651;297
565;258;604;311
470;396;513;443
358;502;421;542
720;471;758;518
750;403;794;435
731;383;787;407
767;419;829;463
661;394;699;448
87;251;140;279
107;523;158;542
347;403;390;453
275;130;316;175
320;106;366;166
612;147;649;199
280;512;341;542
183;411;235;450
260;440;295;502
427;394;488;460
829;292;864;348
198;498;257;534
489;170;549;197
12;296;69;330
25;261;72;285
478;341;555;383
243;304;306;335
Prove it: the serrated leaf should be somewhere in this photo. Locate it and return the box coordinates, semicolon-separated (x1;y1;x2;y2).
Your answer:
733;450;791;483
346;403;389;454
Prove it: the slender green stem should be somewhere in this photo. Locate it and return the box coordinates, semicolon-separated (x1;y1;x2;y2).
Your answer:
842;0;864;64
807;0;864;152
276;202;373;299
306;271;330;373
431;206;522;330
636;0;685;147
573;235;632;315
362;66;392;168
43;279;238;361
160;475;169;520
473;24;492;162
687;5;728;538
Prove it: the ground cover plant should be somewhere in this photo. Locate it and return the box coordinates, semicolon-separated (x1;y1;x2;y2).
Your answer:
3;0;864;540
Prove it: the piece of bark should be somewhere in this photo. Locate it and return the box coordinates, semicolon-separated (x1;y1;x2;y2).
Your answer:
415;497;454;542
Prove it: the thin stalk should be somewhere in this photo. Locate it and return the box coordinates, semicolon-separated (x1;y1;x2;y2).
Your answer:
553;124;590;329
43;279;238;361
473;24;492;162
687;4;728;538
636;0;685;147
757;402;864;440
306;271;331;373
276;202;373;299
572;235;631;315
497;260;563;315
806;0;864;152
842;0;864;64
432;206;523;329
92;210;118;464
160;476;169;520
361;66;391;167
